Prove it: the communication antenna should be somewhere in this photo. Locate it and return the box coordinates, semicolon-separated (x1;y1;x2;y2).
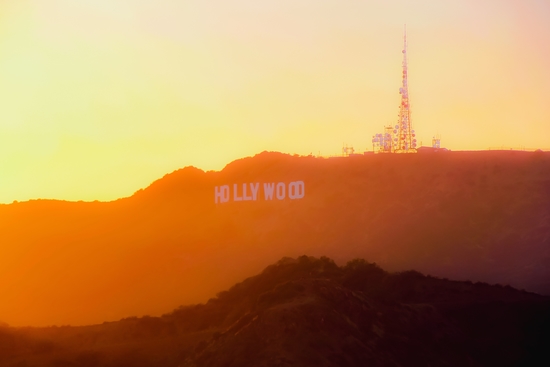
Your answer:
394;25;416;153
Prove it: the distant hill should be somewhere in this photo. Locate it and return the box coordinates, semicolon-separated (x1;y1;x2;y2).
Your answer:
0;150;549;326
1;256;549;366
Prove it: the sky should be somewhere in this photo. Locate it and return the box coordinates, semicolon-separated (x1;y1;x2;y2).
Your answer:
1;0;549;203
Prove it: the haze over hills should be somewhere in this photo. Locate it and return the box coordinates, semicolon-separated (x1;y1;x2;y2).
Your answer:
0;150;549;326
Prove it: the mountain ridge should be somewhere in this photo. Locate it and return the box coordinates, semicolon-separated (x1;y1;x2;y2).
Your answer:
0;150;549;326
1;255;548;367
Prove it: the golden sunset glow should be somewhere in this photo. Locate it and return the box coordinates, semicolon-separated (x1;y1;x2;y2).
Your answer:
1;0;549;202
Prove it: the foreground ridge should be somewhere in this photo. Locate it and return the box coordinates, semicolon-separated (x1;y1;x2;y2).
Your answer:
1;255;549;366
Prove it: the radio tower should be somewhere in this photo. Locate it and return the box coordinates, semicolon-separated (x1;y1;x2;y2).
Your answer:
394;25;417;153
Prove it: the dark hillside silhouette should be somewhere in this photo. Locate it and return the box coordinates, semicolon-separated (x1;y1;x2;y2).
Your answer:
0;150;549;326
0;256;548;366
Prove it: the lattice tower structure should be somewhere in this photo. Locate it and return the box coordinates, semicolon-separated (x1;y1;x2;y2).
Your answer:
394;27;417;153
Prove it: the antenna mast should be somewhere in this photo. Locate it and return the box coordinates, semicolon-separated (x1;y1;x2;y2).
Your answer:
395;25;417;152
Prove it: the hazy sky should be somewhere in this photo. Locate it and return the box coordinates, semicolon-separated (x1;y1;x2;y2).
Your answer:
1;0;549;202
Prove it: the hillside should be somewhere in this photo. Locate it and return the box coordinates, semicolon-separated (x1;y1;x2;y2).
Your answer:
0;256;549;367
0;150;549;326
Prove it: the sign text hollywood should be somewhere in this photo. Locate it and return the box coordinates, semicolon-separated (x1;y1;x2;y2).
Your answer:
214;181;305;203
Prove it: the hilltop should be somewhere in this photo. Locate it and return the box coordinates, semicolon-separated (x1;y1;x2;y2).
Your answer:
0;256;548;366
0;150;549;326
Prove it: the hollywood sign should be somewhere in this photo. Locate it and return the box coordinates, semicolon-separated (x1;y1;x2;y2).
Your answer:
215;181;305;203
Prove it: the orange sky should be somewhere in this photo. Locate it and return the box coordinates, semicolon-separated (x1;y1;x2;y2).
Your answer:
1;0;549;203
